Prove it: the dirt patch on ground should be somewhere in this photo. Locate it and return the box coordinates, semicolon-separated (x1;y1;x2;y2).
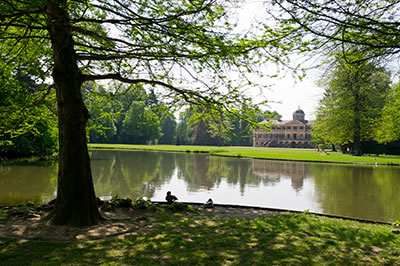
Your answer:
0;205;279;242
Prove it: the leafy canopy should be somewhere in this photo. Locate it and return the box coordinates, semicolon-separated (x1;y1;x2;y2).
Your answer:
1;0;275;132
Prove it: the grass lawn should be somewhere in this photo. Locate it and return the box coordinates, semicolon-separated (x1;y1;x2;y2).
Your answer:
1;211;399;265
89;144;400;165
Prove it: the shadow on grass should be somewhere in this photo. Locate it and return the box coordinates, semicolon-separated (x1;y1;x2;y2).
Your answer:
1;213;400;265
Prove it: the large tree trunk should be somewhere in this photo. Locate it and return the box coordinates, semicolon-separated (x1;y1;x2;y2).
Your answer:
46;1;100;226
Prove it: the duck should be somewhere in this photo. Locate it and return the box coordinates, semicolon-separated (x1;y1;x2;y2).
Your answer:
204;198;214;208
165;191;178;204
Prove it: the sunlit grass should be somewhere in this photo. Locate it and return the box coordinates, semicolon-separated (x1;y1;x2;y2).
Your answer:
89;144;400;165
1;212;400;264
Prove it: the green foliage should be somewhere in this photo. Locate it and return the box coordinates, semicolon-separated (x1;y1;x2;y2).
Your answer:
176;109;194;145
376;82;400;143
159;114;177;145
131;198;195;212
165;203;196;212
85;84;166;144
268;0;400;63
0;50;57;156
2;0;273;153
392;221;400;227
132;198;155;210
312;57;391;154
121;101;161;144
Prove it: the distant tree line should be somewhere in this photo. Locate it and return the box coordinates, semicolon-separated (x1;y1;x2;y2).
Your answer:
0;71;275;157
84;83;274;146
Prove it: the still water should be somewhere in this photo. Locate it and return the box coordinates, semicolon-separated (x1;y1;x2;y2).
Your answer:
1;150;400;222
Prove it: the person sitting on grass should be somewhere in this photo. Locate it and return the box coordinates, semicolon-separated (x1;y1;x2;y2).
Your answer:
166;191;178;204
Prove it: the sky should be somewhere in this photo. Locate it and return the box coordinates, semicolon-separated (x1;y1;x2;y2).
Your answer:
260;73;323;121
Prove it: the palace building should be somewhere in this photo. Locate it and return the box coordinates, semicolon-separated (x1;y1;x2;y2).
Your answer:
253;108;314;148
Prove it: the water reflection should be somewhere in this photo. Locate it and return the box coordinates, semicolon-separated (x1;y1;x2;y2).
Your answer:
252;160;310;192
311;164;400;221
0;160;57;206
2;150;400;222
90;150;163;199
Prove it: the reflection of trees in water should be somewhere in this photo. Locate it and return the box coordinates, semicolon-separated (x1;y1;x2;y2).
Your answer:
176;154;258;195
311;164;400;221
252;160;310;192
176;154;223;191
221;159;253;195
0;161;57;205
110;153;130;196
93;151;301;197
141;152;177;198
91;150;177;199
175;152;195;186
93;151;313;199
91;150;115;196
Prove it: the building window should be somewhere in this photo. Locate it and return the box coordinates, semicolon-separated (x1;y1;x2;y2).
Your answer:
300;126;304;130
287;126;291;130
293;126;297;130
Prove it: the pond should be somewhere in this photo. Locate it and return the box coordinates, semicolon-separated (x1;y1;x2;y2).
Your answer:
1;149;400;222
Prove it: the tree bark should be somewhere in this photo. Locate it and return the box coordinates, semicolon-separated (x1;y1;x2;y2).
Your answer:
352;72;362;156
46;1;100;226
331;143;336;152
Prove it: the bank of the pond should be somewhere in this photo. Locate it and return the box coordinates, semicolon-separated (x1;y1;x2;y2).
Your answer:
89;144;400;166
1;203;400;265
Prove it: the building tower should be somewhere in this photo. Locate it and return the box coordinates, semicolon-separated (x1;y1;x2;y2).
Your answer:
292;107;305;122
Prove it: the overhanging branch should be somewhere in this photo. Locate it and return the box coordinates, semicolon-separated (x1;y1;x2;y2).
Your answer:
81;73;218;105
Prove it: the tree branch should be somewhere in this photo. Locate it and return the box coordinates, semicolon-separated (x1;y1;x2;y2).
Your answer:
81;73;218;105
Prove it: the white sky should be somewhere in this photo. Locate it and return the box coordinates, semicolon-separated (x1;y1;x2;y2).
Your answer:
258;73;323;120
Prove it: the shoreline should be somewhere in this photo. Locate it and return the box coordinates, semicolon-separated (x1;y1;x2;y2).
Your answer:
88;144;400;166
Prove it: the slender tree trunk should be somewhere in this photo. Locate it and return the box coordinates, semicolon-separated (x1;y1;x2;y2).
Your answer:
352;75;362;156
331;143;336;152
46;1;100;226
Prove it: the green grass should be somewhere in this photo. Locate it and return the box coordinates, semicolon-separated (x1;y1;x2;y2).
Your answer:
89;144;400;165
1;212;400;265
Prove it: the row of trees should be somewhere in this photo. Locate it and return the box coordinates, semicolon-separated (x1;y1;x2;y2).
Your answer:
85;83;275;146
0;69;276;156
